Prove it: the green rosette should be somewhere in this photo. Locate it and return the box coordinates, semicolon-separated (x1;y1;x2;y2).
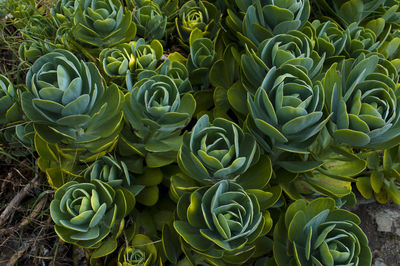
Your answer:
273;198;371;265
50;180;134;248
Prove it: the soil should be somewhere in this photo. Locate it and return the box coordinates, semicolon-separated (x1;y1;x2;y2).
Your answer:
350;201;400;266
0;153;82;266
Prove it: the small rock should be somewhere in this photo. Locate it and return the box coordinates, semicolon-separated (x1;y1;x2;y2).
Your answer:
374;209;400;236
373;258;387;266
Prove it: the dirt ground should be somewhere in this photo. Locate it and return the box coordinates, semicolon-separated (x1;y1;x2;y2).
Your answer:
350;201;400;266
0;153;80;266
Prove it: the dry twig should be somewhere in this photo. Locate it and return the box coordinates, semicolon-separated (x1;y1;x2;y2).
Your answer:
0;172;40;227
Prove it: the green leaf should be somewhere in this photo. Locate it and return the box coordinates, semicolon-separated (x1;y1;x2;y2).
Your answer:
136;186;159;206
162;225;181;264
228;82;248;115
371;171;384;193
91;238;118;258
307;173;352;197
236;155;272;189
333;129;370;146
386;181;400;205
279;160;323;173
173;221;211;251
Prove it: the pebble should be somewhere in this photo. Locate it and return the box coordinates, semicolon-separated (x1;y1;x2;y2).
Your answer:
374;209;400;237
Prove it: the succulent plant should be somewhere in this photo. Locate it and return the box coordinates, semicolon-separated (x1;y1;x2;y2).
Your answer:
133;2;167;40
0;76;34;151
187;37;216;90
123;74;196;167
157;55;192;93
344;23;382;57
118;234;161;266
0;75;23;124
302;20;348;60
227;0;310;48
51;0;78;26
378;30;400;68
174;180;273;264
100;39;163;83
241;30;324;93
273;198;371;265
84;155;144;196
175;0;220;44
8;0;400;263
177;114;260;185
128;39;163;73
324;53;400;148
71;0;137;50
50;180;134;248
18;40;48;64
14;122;35;147
246;65;329;154
380;0;400;26
357;146;400;205
99;43;132;80
21;49;124;161
282;129;366;199
312;0;386;26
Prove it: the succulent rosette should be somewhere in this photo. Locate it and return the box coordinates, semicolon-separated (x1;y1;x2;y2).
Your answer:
129;39;163;72
357;145;400;206
175;0;220;44
273;198;371;265
123;74;196;167
133;2;167;40
344;23;381;57
187;37;216;89
246;65;330;153
51;0;77;26
71;0;136;49
99;43;132;79
84;155;144;195
21;49;124;160
241;30;324;93
100;39;163;84
50;180;134;248
14;122;35;147
178;115;260;185
158;56;192;93
0;75;23;124
312;0;386;26
174;180;273;264
0;75;33;150
324;53;400;148
302;20;347;60
227;0;310;47
18;40;49;64
118;234;161;266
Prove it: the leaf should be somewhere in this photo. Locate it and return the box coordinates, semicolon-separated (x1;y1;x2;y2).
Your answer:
386;180;400;206
173;221;211;251
135;168;163;186
189;28;205;46
136;186;159;206
91;238;118;259
333;129;370;146
213;86;229;112
162;225;181;264
236;155;272;189
246;189;273;212
356;177;373;199
278;160;323;173
307;173;352;197
371;171;384;193
228;82;248;115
